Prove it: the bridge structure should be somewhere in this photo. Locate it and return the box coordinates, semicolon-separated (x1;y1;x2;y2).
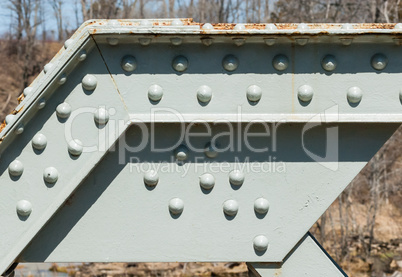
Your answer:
0;19;401;277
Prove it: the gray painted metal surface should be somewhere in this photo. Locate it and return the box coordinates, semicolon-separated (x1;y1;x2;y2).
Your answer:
0;19;401;276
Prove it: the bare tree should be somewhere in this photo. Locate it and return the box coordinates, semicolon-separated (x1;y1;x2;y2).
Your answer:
49;0;64;41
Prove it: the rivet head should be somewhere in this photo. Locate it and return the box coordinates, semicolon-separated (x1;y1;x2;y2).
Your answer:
399;88;402;101
121;55;137;72
233;38;246;46
64;39;74;49
5;114;15;124
169;198;184;215
107;37;119;46
223;200;239;216
394;23;402;29
295;38;309;46
264;38;277;46
9;160;23;176
44;63;53;74
347;87;363;104
229;170;245;186
371;53;388;71
201;37;213;46
15;124;24;135
139;38;152;46
253;235;269;251
204;142;218;158
265;24;277;30
197;85;212;103
171;19;184;26
172;56;188;72
140;20;152;27
170;37;183;46
175;145;189;161
202;23;214;30
144;170;159;187
148;84;163;101
82;74;97;90
234;24;246;30
37;98;46;109
32;133;47;150
254;198;270;214
222;55;239;72
58;74;67;85
78;50;87;61
199;173;215;190
68;139;83;156
298;85;314;102
94;108;109;125
43;167;58;183
272;54;289;71
16;200;32;217
297;23;309;31
321;55;337;71
56;102;72;119
342;23;354;30
246;85;262;102
23;87;33;97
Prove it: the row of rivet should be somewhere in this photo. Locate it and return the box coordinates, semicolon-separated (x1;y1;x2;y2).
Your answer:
144;170;245;190
120;53;389;75
168;197;269;217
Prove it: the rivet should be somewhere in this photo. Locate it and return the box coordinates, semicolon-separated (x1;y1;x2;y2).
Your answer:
197;85;212;103
394;23;402;29
64;39;74;49
199;173;215;190
94;108;109;125
265;24;277;30
253;235;269;251
171;19;184;26
234;24;246;30
254;198;270;214
44;63;53;74
68;139;83;156
340;38;353;46
321;55;337;71
297;23;309;31
202;23;214;30
229;170;245;186
223;199;239;216
175;145;188;161
347;86;363;104
43;167;58;184
121;55;137;72
148;84;163;101
233;38;246;46
5;114;15;124
56;102;72;119
272;54;289;71
58;74;67;85
9;160;23;177
37;98;46;109
169;198;184;215
82;74;97;90
139;38;152;46
246;85;262;102
204;142;218;158
144;170;159;187
172;56;188;72
371;53;388;71
78;50;87;61
342;24;354;30
140;20;152;27
23;87;33;97
107;37;119;46
16;200;32;217
298;85;314;102
170;37;183;45
400;88;402;101
32;133;47;150
222;55;239;72
201;37;213;46
108;20;119;27
15;124;24;135
295;38;309;46
264;38;277;46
